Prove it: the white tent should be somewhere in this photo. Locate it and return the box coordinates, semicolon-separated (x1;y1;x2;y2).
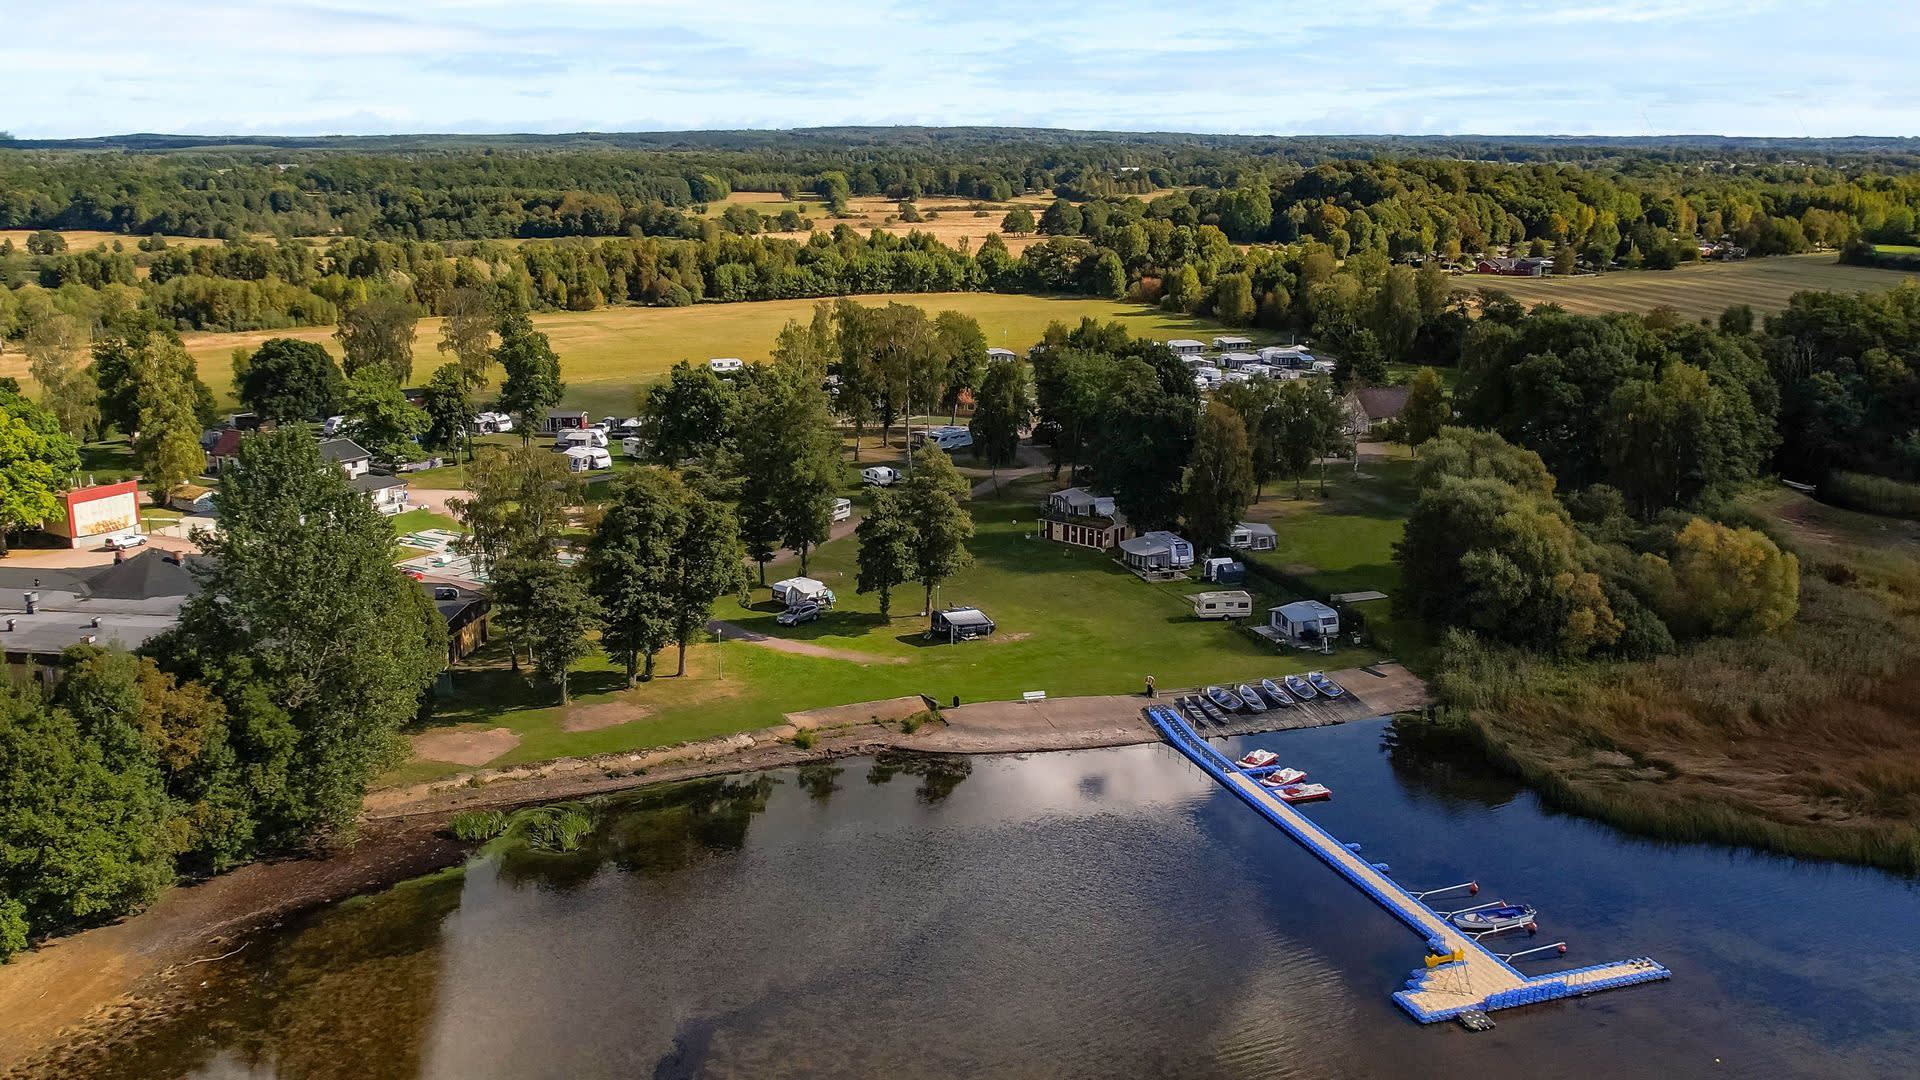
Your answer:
771;576;833;607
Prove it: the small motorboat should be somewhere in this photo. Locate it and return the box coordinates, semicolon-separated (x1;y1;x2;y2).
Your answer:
1236;684;1268;712
1206;685;1241;712
1237;749;1279;769
1284;674;1317;700
1260;678;1295;707
1273;782;1332;803
1308;671;1346;699
1449;904;1537;934
1257;768;1308;787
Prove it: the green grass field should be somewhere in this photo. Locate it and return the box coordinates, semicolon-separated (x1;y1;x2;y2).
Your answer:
1453;253;1917;320
168;293;1267;416
384;467;1400;785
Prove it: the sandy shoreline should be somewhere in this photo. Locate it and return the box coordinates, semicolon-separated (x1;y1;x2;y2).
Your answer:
0;669;1423;1068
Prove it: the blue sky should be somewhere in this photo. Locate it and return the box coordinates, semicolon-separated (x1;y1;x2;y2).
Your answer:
7;1;1918;138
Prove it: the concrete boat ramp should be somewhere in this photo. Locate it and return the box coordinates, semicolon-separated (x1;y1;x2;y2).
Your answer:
1146;707;1670;1025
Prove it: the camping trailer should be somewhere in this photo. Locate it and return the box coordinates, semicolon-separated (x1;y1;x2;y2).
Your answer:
554;428;607;451
771;576;835;608
1189;590;1253;620
708;357;745;375
832;497;852;523
563;446;613;472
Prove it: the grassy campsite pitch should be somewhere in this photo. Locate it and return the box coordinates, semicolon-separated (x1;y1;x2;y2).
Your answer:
383;466;1410;786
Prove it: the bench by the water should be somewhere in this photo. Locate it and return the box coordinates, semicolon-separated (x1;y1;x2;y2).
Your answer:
1144;706;1670;1024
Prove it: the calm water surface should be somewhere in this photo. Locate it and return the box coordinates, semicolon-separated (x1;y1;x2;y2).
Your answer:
48;719;1920;1078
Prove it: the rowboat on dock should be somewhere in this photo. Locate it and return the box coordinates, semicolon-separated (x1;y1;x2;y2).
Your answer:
1308;671;1346;698
1236;749;1279;769
1284;674;1317;700
1206;685;1241;711
1449;904;1538;934
1258;768;1308;787
1260;678;1294;707
1272;782;1332;803
1236;685;1268;712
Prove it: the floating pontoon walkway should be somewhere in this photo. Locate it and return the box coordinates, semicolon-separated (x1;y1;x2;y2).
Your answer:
1146;707;1669;1023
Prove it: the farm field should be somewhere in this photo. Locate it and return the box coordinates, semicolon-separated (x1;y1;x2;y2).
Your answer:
0;229;227;252
709;190;1063;255
159;292;1268;415
383;470;1393;785
1455;253;1917;319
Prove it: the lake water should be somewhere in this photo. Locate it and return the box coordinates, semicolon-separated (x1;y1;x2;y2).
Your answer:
41;719;1920;1079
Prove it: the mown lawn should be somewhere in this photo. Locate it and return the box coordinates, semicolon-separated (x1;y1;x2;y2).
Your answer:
385;470;1393;785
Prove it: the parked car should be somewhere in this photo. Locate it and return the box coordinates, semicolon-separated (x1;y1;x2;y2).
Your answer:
861;466;900;486
101;530;147;551
323;415;347;436
776;603;821;626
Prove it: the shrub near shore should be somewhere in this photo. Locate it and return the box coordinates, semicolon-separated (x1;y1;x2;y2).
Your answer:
1422;517;1920;873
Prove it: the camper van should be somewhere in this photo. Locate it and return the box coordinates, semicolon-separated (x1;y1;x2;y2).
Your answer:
707;357;745;375
1189;590;1253;620
554;428;607;451
621;436;645;459
912;426;973;453
832;497;852;523
563;446;613;473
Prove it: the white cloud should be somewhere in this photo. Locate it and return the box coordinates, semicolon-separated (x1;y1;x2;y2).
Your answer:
5;1;1917;137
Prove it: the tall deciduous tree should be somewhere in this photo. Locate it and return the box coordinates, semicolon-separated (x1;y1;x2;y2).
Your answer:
1183;401;1256;552
342;367;430;467
642;362;735;463
236;338;346;425
584;468;685;685
968;359;1030;476
132;342;208;500
23;313;98;441
435;287;494;462
493;311;563;437
507;558;599;703
158;427;445;844
855;488;915;620
667;492;745;677
0;389;80;553
335;297;418;384
902;448;974;614
1000;207;1036;235
1400;366;1450;455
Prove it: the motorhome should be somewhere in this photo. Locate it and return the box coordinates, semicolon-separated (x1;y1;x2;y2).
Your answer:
912;426;973;452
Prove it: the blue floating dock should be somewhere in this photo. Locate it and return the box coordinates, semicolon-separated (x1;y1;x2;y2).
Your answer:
1146;707;1669;1023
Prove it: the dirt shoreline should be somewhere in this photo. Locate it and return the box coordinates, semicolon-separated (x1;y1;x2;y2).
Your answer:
0;670;1419;1066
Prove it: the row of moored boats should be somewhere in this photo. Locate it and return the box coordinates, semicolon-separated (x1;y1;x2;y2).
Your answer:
1204;671;1345;715
1227;748;1332;804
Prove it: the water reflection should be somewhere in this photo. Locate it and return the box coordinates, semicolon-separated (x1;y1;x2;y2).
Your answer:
1380;716;1526;810
32;728;1920;1080
863;750;974;803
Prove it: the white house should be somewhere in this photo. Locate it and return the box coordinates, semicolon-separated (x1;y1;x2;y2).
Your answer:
1212;335;1253;352
1270;600;1339;641
986;347;1020;363
1119;530;1195;575
1230;522;1277;551
319;438;372;479
1218;351;1261;370
351;473;410;515
1166;339;1207;358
